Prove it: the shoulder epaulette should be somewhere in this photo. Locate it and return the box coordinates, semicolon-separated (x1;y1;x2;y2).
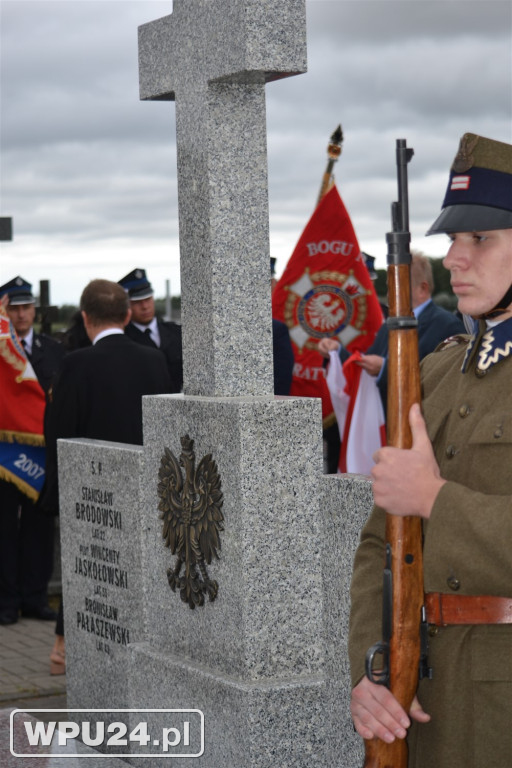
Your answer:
434;334;471;352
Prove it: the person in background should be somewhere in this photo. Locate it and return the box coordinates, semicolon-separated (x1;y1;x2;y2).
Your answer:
348;132;512;767
270;258;294;395
118;268;183;393
43;278;172;674
0;277;64;625
318;252;465;414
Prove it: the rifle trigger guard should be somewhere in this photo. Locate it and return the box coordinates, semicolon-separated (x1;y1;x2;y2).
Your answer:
365;641;390;687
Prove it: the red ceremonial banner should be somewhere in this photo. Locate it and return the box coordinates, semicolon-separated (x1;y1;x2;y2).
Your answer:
0;304;46;499
272;185;383;421
0;304;45;439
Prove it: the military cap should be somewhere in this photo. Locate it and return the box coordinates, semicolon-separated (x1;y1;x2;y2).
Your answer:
363;252;378;280
118;268;154;301
427;133;512;235
0;276;36;305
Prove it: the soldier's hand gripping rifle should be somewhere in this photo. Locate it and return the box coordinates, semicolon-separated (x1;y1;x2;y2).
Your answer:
362;139;430;768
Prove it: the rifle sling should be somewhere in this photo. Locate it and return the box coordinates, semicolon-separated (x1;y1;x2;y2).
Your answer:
425;593;512;626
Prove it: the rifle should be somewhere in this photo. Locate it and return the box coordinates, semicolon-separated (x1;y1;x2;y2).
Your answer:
363;139;430;768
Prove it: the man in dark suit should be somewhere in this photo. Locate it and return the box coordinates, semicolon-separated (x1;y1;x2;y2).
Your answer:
118;269;183;393
44;278;172;672
47;279;171;447
0;276;64;624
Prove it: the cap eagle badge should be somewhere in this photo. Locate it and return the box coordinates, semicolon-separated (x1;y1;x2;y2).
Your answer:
157;435;224;609
451;133;479;173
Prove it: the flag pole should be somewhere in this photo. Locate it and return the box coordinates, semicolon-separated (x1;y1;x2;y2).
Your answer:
316;125;343;205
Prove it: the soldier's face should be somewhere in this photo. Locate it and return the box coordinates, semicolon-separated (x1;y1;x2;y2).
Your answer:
7;303;36;337
130;296;155;325
443;229;512;319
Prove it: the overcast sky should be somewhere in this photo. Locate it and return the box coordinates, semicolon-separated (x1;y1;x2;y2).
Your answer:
1;0;511;306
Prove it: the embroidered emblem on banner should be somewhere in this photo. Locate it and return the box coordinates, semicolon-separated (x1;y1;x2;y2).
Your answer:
0;315;38;382
283;268;370;351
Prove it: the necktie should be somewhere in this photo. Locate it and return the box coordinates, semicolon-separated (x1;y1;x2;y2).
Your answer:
144;327;157;347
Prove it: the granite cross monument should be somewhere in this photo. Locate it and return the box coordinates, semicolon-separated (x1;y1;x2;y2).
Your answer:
58;2;372;765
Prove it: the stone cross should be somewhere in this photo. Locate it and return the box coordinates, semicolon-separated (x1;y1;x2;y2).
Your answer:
138;0;307;397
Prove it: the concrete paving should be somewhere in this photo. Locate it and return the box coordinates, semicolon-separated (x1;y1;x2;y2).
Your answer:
0;610;134;766
0;614;66;709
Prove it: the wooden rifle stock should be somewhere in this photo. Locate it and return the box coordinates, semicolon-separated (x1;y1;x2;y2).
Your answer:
363;140;424;768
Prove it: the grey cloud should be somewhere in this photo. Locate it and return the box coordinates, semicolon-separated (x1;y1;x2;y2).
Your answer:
1;0;511;303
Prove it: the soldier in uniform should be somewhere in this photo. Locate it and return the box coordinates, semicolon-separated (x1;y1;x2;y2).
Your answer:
348;133;512;767
118;268;183;393
0;277;64;624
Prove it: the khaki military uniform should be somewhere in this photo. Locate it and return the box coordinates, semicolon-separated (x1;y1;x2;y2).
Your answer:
348;321;512;768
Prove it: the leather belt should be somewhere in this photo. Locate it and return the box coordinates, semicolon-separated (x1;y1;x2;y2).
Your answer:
425;592;512;626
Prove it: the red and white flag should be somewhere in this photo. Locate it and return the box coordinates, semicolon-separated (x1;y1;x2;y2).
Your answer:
326;350;386;475
0;303;46;499
272;185;383;423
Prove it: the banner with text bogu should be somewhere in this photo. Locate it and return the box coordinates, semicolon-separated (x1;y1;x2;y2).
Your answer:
272;185;383;422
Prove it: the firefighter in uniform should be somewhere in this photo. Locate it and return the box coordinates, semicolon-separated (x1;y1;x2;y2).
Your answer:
0;277;64;624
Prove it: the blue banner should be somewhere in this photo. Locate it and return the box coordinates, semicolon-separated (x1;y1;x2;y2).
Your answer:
0;441;46;500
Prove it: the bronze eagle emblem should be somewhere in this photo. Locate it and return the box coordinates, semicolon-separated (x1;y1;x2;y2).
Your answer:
157;435;224;609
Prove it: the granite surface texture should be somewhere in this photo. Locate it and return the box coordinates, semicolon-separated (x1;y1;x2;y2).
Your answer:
48;1;376;765
141;394;325;681
320;473;372;765
58;439;145;711
138;0;307;398
126;642;327;768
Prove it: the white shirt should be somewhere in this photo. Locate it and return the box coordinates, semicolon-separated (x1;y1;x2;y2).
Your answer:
20;327;34;355
92;328;124;345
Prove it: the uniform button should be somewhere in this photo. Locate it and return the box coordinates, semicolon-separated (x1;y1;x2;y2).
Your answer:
458;404;471;418
428;625;439;637
446;445;458;458
494;426;504;439
447;576;461;591
475;367;487;378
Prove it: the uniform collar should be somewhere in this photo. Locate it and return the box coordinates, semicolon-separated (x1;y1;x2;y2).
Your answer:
461;316;512;374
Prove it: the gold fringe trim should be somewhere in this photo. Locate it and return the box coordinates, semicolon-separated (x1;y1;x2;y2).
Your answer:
322;412;338;430
0;430;45;446
0;467;40;502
